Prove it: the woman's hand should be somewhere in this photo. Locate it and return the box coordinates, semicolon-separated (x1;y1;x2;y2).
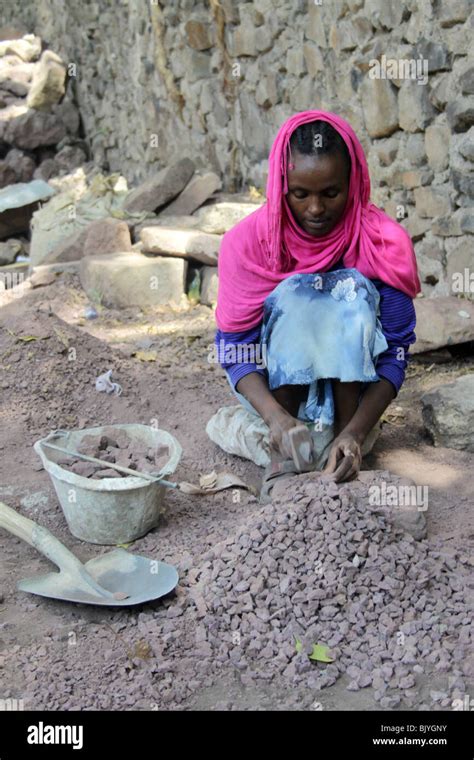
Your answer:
268;409;304;459
267;409;313;460
323;431;362;483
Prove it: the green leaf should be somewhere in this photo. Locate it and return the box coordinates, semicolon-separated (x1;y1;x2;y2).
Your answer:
294;637;334;663
309;644;334;663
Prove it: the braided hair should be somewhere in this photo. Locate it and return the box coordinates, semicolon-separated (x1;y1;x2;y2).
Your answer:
289;120;351;177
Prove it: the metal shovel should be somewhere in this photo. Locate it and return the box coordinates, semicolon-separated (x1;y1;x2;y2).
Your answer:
0;501;178;606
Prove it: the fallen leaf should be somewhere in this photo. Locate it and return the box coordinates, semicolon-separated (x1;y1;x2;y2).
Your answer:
6;328;50;342
200;470;218;488
53;327;70;348
128;639;152;660
295;637;334;663
178;470;257;496
134;350;158;362
18;335;40;342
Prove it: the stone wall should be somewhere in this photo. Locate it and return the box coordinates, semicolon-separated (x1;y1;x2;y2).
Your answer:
1;0;473;298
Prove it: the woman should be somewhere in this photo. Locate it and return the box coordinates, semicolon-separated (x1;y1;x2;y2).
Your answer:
210;110;420;500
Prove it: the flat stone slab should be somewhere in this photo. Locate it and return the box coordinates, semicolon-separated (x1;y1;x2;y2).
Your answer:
0;179;55;213
413;296;474;353
193;200;262;234
79;252;187;308
140;226;221;265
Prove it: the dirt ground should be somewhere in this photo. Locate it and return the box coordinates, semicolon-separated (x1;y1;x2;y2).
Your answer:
0;272;473;711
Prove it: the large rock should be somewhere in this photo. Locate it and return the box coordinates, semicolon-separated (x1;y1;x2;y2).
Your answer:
38;227;88;265
438;0;471;27
360;78;398;138
160;172;221;217
432;209;473;236
26;50;66;110
412;297;474;353
184;20;213;51
4;148;35;183
52;100;80;135
0;238;22;265
193;200;262;233
414;186;452;218
446;97;474;133
399;80;435;132
425;124;450;171
0;179;55;239
0;56;34;96
133;216;200;238
33;157;60;181
459;66;474;96
364;0;405;30
140;226;221;265
415;39;450;73
446;237;474;292
429;73;452;110
302;43;324;77
415;248;444;287
83;218;132;257
79;252;187;308
3;107;66;149
422;375;474;452
123;159;195;213
401;214;432;241
0;161;16;189
200;265;218;306
0;35;41;62
29;172;136;267
54;144;87;173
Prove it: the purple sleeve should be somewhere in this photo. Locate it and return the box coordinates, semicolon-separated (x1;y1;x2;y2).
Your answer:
215;325;267;390
374;282;417;395
216;284;416;396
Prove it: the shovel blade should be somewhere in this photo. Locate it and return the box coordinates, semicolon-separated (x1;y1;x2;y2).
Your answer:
17;549;179;607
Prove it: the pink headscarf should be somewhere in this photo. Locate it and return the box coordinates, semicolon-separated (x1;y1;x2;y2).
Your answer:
215;110;421;332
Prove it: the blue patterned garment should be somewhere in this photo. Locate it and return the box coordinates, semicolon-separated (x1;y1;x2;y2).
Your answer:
258;268;388;426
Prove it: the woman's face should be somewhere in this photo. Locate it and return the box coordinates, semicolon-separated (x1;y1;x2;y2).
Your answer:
286;150;350;237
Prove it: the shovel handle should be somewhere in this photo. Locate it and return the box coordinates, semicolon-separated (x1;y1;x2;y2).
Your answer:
0;501;84;574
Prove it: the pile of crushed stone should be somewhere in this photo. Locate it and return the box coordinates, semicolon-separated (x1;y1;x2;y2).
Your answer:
8;473;472;711
186;472;472;710
56;428;170;479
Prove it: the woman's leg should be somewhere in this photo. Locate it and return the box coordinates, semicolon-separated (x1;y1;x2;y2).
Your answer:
271;384;308;418
332;380;362;437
